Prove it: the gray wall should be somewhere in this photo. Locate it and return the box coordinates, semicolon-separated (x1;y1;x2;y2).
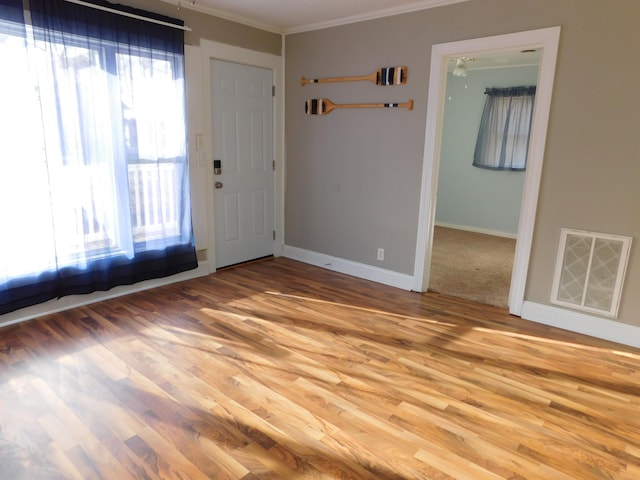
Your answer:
437;66;538;236
285;0;640;328
285;23;427;275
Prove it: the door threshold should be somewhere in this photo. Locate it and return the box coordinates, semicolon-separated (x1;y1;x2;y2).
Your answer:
216;255;274;271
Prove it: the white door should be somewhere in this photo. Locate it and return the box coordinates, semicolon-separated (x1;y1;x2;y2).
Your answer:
211;59;274;268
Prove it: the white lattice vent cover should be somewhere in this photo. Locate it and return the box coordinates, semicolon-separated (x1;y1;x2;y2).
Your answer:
551;229;632;317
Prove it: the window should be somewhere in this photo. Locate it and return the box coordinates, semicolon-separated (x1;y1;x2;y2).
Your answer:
473;86;536;171
0;0;197;314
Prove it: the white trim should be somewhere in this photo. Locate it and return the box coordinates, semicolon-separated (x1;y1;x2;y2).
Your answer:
435;222;517;239
200;40;285;272
0;263;208;329
521;301;640;350
413;27;561;318
283;246;414;291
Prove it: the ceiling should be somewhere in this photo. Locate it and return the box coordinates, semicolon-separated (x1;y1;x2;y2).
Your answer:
448;49;542;72
165;0;541;69
165;0;469;33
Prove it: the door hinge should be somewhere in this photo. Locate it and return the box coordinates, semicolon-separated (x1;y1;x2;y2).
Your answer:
272;160;275;171
272;85;276;97
273;230;276;240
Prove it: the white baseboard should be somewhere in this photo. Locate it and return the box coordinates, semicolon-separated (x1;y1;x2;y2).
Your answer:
521;301;640;349
435;222;518;239
283;245;414;291
0;262;210;329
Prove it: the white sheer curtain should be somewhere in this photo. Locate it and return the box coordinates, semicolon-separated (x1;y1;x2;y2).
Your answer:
0;9;59;279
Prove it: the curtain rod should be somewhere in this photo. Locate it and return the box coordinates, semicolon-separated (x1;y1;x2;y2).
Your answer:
63;0;192;31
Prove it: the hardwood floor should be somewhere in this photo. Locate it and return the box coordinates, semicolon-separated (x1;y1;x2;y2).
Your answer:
1;257;639;479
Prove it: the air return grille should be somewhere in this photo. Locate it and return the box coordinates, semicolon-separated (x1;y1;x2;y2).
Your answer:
551;229;632;318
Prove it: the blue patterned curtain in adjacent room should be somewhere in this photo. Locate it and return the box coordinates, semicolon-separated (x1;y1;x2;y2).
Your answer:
473;86;536;171
0;0;197;315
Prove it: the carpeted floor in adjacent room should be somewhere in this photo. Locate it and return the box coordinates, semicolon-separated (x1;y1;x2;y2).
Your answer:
428;226;516;309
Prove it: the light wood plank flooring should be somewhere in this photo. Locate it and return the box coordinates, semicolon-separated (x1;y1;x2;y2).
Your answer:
1;257;639;479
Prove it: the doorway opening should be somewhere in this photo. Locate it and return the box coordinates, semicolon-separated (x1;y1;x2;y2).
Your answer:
413;27;561;316
429;50;541;308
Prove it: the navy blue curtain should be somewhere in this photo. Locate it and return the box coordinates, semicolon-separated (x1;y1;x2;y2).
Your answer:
0;0;24;23
0;0;197;315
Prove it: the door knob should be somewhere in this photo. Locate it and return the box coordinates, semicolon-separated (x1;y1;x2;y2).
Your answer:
214;181;223;189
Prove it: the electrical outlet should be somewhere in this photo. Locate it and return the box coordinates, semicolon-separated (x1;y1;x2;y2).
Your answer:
377;248;384;261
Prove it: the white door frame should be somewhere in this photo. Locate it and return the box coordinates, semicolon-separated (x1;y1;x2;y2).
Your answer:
412;27;561;315
200;39;285;273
